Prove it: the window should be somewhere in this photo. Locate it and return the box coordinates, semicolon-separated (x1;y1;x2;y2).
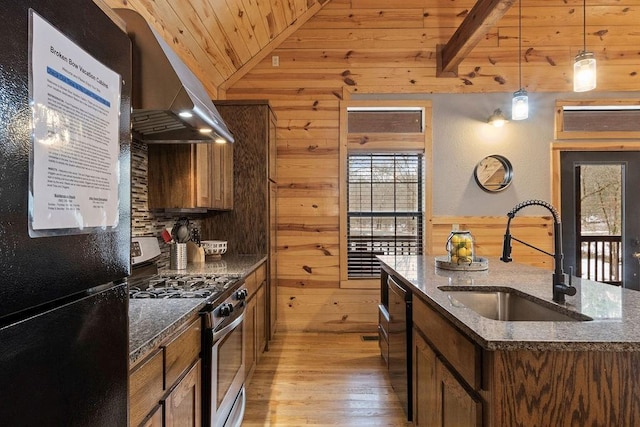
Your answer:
555;99;640;139
347;153;424;278
339;100;432;289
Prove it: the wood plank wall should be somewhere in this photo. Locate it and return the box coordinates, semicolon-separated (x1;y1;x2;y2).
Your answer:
222;0;633;333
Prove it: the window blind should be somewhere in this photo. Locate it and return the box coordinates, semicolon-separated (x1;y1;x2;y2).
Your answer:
347;153;424;278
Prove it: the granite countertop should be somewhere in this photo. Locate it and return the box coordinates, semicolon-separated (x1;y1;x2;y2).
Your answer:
160;254;267;277
378;255;640;352
129;254;267;365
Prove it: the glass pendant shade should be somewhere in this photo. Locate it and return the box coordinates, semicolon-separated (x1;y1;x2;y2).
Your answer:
573;51;596;92
511;89;528;120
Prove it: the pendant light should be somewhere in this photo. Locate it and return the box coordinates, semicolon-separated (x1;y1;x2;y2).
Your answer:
573;0;596;92
512;0;528;120
488;109;508;127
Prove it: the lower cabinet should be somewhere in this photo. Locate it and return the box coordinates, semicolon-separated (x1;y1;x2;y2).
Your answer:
244;262;268;382
165;360;201;427
139;405;162;427
413;330;480;427
130;317;201;427
412;297;482;427
410;292;640;426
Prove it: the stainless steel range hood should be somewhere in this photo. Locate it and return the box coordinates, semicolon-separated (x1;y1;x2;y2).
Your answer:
115;9;234;143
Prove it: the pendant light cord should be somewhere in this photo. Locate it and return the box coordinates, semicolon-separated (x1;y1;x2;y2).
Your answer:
582;0;586;52
518;0;522;89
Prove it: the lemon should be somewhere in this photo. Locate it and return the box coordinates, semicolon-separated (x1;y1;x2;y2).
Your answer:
464;237;472;249
450;255;459;264
451;235;460;246
458;247;467;258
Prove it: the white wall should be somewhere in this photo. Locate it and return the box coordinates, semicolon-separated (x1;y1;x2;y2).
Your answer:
354;91;638;217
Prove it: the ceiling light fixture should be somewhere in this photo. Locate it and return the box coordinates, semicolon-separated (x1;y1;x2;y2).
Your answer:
573;0;596;92
512;0;528;120
488;109;508;127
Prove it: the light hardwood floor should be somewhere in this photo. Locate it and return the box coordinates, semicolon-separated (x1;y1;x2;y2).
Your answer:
242;332;412;427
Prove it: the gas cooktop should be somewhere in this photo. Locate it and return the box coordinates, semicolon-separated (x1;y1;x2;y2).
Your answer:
128;274;239;299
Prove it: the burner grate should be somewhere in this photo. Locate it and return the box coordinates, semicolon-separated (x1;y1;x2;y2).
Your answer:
128;274;239;299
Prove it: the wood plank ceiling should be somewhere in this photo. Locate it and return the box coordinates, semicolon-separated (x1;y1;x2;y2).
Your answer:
103;0;640;97
102;0;331;97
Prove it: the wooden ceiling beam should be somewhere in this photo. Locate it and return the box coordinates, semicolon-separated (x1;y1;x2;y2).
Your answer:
437;0;515;77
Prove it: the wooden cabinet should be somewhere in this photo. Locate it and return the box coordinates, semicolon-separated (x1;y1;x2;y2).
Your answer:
140;406;163;427
148;142;233;210
130;317;202;427
256;281;267;354
413;329;480;427
244;262;268;381
165;360;201;427
408;289;640;426
412;296;482;427
211;101;277;341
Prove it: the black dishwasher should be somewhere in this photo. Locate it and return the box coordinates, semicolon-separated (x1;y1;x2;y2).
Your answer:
387;275;412;421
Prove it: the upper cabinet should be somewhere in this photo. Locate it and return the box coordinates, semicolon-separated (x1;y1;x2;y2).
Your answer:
148;142;233;211
201;100;276;255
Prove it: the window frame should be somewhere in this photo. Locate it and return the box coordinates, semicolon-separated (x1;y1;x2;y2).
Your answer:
555;99;640;140
339;100;433;289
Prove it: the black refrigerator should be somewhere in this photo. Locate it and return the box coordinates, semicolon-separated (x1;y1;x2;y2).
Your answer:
0;1;131;426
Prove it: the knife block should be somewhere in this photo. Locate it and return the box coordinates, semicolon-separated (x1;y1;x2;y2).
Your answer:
186;242;205;264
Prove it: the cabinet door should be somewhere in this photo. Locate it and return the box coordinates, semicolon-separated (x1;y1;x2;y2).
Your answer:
196;143;233;210
209;142;233;210
165;360;201;427
413;330;438;427
244;295;257;380
413;329;481;427
148;144;197;209
437;360;481;427
196;144;212;208
256;282;267;354
130;349;164;427
140;405;163;427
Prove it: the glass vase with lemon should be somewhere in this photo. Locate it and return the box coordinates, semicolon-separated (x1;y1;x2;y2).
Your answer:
446;231;475;264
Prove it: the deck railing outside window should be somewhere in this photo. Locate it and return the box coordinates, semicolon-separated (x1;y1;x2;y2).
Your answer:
579;235;622;285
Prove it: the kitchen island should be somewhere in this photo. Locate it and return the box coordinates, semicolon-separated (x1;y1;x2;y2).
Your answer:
379;255;640;426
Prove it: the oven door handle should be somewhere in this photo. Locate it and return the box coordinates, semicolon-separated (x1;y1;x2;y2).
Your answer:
212;307;245;343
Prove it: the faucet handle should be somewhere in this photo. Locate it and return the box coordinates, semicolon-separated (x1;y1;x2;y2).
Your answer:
568;266;573;288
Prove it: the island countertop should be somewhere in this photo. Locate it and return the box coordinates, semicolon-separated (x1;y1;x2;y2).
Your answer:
378;255;640;351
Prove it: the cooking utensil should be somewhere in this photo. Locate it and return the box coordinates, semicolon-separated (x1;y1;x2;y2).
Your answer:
171;217;192;243
176;225;190;243
161;228;173;243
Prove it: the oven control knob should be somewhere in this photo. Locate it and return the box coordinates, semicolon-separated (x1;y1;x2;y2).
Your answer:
219;303;234;317
235;289;248;300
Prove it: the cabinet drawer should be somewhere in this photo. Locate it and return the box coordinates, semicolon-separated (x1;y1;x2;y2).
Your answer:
130;349;164;427
413;297;480;390
164;318;201;388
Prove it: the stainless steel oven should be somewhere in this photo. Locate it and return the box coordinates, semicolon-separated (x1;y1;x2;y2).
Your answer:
201;285;248;427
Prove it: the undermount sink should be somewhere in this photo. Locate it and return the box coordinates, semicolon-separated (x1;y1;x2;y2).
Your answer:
439;287;592;322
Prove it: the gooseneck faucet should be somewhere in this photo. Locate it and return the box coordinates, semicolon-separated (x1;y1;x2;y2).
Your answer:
500;199;576;304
